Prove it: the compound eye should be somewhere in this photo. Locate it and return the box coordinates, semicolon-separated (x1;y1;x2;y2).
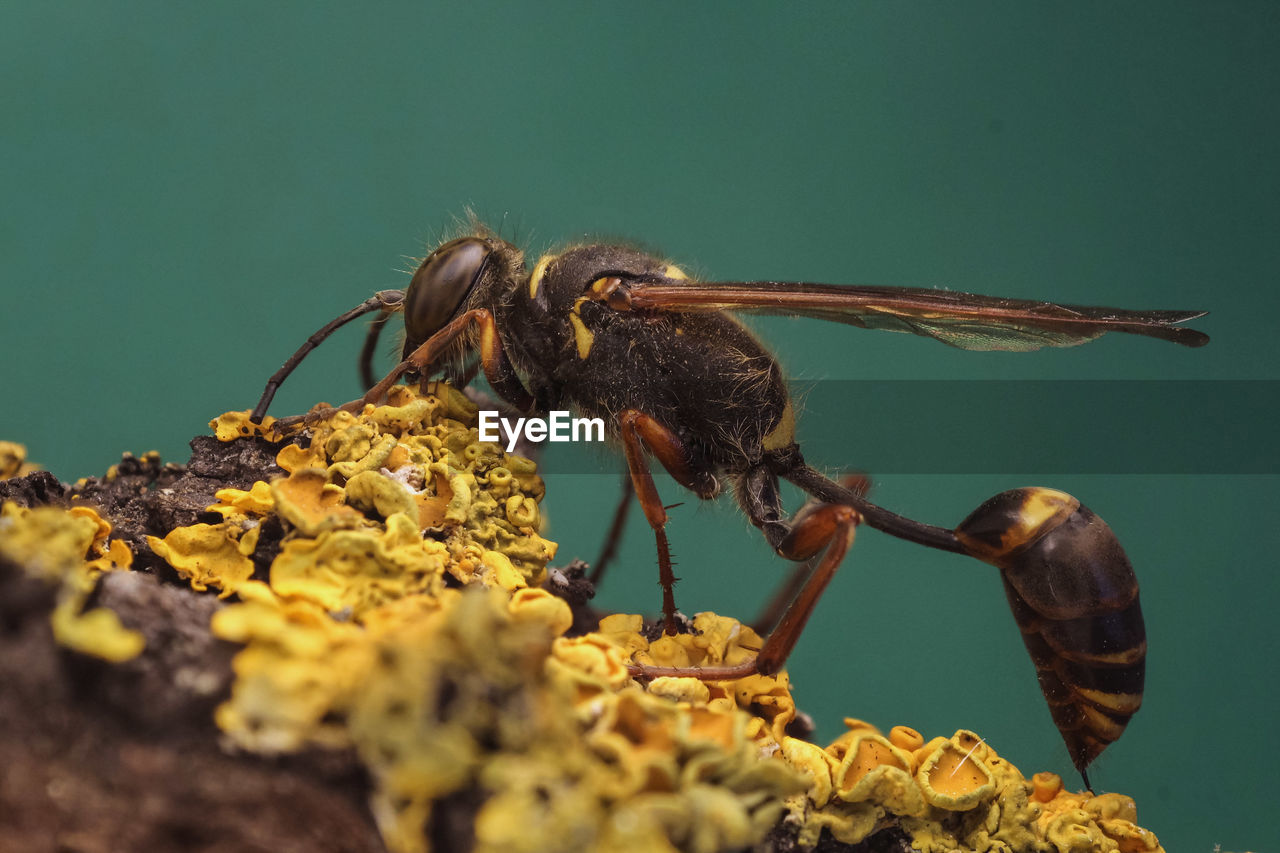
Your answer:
403;237;491;349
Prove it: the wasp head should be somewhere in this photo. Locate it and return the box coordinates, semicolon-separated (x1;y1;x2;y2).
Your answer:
402;235;523;359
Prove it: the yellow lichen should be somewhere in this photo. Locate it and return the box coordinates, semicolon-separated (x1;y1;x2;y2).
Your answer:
268;512;449;614
915;730;997;811
148;384;806;852
207;480;276;520
1034;788;1165;853
780;736;839;808
0;440;40;479
147;521;257;597
0;502;143;662
270;468;366;535
345;469;419;520
508;587;574;636
98;380;1164;852
209;410;278;442
50;590;146;663
832;729;924;816
889;724;925;753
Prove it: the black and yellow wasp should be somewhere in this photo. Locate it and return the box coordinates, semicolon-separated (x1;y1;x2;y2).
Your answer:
250;226;1207;786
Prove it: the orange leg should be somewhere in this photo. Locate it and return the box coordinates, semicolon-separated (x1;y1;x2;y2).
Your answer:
275;308;531;428
628;496;859;680
751;473;869;637
617;410;718;634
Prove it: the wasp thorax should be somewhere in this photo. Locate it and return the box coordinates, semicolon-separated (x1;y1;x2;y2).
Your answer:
589;276;632;311
403;237;492;356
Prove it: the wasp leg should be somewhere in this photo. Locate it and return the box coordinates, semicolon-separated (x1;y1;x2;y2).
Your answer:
749;501;859;677
358;306;397;390
360;307;476;394
274;308;533;429
628;466;858;680
749;550;820;640
617;410;718;635
252;289;405;423
588;472;633;586
751;473;869;637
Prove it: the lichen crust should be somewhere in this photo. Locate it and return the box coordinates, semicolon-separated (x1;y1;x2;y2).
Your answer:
4;382;1166;852
0;500;143;662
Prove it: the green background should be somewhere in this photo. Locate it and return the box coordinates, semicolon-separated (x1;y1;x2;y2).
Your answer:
3;3;1276;849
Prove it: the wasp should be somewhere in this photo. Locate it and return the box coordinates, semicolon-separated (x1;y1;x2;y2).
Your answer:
249;226;1207;787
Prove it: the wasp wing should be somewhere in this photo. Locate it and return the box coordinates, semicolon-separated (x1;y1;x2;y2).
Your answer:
625;280;1209;351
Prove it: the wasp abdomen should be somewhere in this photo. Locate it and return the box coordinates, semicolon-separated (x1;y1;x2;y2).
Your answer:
955;487;1146;776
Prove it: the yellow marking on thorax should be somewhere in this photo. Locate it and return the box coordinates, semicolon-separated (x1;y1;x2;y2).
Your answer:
569;296;595;359
664;264;689;280
528;253;556;300
762;399;795;451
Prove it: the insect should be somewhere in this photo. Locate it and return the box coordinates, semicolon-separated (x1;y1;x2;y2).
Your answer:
249;225;1208;787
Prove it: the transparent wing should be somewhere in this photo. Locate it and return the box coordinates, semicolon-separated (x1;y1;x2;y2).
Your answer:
625;280;1209;350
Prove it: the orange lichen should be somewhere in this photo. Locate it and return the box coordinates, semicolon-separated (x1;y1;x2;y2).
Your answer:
916;730;996;810
2;501;101;580
68;504;134;573
647;675;712;706
1033;771;1064;803
889;724;925;754
832;730;922;814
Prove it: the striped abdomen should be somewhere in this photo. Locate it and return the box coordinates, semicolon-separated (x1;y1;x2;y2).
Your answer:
955;488;1146;779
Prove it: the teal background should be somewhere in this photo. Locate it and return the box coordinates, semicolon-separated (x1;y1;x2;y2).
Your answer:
3;3;1276;849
